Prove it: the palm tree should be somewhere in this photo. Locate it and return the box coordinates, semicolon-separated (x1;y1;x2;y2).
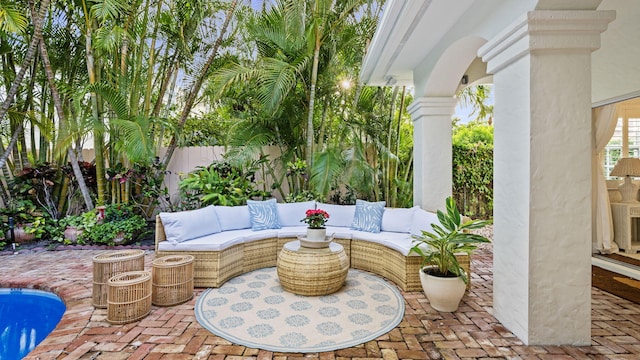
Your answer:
36;18;94;211
304;0;366;177
0;0;42;172
457;85;494;124
160;0;239;169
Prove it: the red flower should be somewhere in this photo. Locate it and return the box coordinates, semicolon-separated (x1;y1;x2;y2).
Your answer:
301;208;330;229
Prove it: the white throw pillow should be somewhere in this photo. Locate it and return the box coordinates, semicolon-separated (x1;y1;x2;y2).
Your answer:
317;203;356;228
410;208;441;236
247;199;281;230
215;205;252;231
381;206;418;233
159;205;221;244
277;201;316;227
351;199;386;233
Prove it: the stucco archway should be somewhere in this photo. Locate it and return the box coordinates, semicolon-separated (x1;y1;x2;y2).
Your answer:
408;36;489;212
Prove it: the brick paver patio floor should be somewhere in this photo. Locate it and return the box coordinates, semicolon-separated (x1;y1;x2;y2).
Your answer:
1;245;639;359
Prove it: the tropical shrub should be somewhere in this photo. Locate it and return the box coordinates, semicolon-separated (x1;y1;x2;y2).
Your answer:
79;204;149;246
452;122;493;219
178;160;270;209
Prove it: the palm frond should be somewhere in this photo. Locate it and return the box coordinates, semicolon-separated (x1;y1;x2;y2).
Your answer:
310;147;345;198
110;117;154;164
90;0;127;20
88;82;130;119
0;2;27;34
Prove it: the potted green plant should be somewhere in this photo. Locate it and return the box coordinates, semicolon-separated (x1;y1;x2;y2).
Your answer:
410;197;491;312
0;199;39;243
59;214;90;243
80;204;148;246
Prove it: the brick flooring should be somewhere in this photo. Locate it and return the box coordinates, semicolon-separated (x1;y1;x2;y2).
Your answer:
1;246;640;359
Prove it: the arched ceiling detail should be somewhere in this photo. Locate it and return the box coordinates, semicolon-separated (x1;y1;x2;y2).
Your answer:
421;36;488;98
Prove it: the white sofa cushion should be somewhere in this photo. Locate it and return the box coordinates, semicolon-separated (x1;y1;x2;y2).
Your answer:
159;205;221;244
276;226;354;239
215;205;251;231
243;229;279;242
382;236;418;256
351;200;386;233
277;201;316;227
351;230;409;245
317;203;355;227
324;226;355;239
157;229;248;251
277;226;308;238
381;206;418;233
410;208;441;236
247;199;281;230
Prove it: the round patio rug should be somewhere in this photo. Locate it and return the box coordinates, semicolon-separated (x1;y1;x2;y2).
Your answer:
195;267;405;353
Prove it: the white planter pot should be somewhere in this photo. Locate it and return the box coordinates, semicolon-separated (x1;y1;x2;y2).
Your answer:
306;228;327;241
419;267;466;312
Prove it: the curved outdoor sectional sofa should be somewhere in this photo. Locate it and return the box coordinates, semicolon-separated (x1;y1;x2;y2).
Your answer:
155;199;470;292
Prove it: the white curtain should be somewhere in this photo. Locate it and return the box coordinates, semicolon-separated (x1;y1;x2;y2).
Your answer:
593;104;618;254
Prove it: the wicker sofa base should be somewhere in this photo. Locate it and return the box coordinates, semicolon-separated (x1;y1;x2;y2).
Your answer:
156;218;470;291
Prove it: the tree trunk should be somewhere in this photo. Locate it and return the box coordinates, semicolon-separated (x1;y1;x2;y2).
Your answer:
0;0;48;171
305;45;320;184
36;13;94;210
160;0;238;170
84;18;107;205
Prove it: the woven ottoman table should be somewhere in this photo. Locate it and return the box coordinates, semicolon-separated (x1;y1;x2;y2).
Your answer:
277;240;349;296
152;254;195;306
92;249;145;308
107;270;152;324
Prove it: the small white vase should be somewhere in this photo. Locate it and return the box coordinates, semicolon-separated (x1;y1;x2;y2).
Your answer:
306;228;327;241
419;267;466;312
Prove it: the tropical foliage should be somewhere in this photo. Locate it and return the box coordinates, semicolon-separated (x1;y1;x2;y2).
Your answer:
410;197;491;284
452;122;494;219
177;159;270;209
0;0;494;250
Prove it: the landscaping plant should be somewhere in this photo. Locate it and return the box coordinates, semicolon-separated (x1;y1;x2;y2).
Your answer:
410;197;491;284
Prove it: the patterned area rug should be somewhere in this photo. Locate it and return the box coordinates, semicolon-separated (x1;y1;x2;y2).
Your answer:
195;267;405;353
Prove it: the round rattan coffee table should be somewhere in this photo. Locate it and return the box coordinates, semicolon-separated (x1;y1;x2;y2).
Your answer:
152;254;194;306
277;241;349;296
92;249;145;308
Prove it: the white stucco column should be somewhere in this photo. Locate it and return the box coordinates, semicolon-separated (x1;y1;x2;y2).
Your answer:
407;97;456;212
479;10;615;345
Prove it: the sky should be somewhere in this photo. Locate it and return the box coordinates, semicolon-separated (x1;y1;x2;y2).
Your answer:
454;87;495;124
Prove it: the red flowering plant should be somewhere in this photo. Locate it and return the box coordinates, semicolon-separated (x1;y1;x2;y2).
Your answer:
301;208;330;229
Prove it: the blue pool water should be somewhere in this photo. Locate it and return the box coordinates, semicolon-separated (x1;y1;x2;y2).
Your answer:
0;288;66;359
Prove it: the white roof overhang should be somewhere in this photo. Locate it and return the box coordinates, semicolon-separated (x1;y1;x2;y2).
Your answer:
360;0;603;89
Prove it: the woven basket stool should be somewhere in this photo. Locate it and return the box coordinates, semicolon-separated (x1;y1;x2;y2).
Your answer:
152;254;194;306
92;249;145;308
107;271;152;324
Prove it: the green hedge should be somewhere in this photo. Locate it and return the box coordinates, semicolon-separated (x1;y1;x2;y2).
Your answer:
452;143;493;219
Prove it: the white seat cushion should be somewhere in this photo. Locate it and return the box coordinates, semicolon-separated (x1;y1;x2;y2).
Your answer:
157;229;248;251
351;230;409;247
382;235;417;256
324;226;354;239
243;229;279;242
277;226;308;238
